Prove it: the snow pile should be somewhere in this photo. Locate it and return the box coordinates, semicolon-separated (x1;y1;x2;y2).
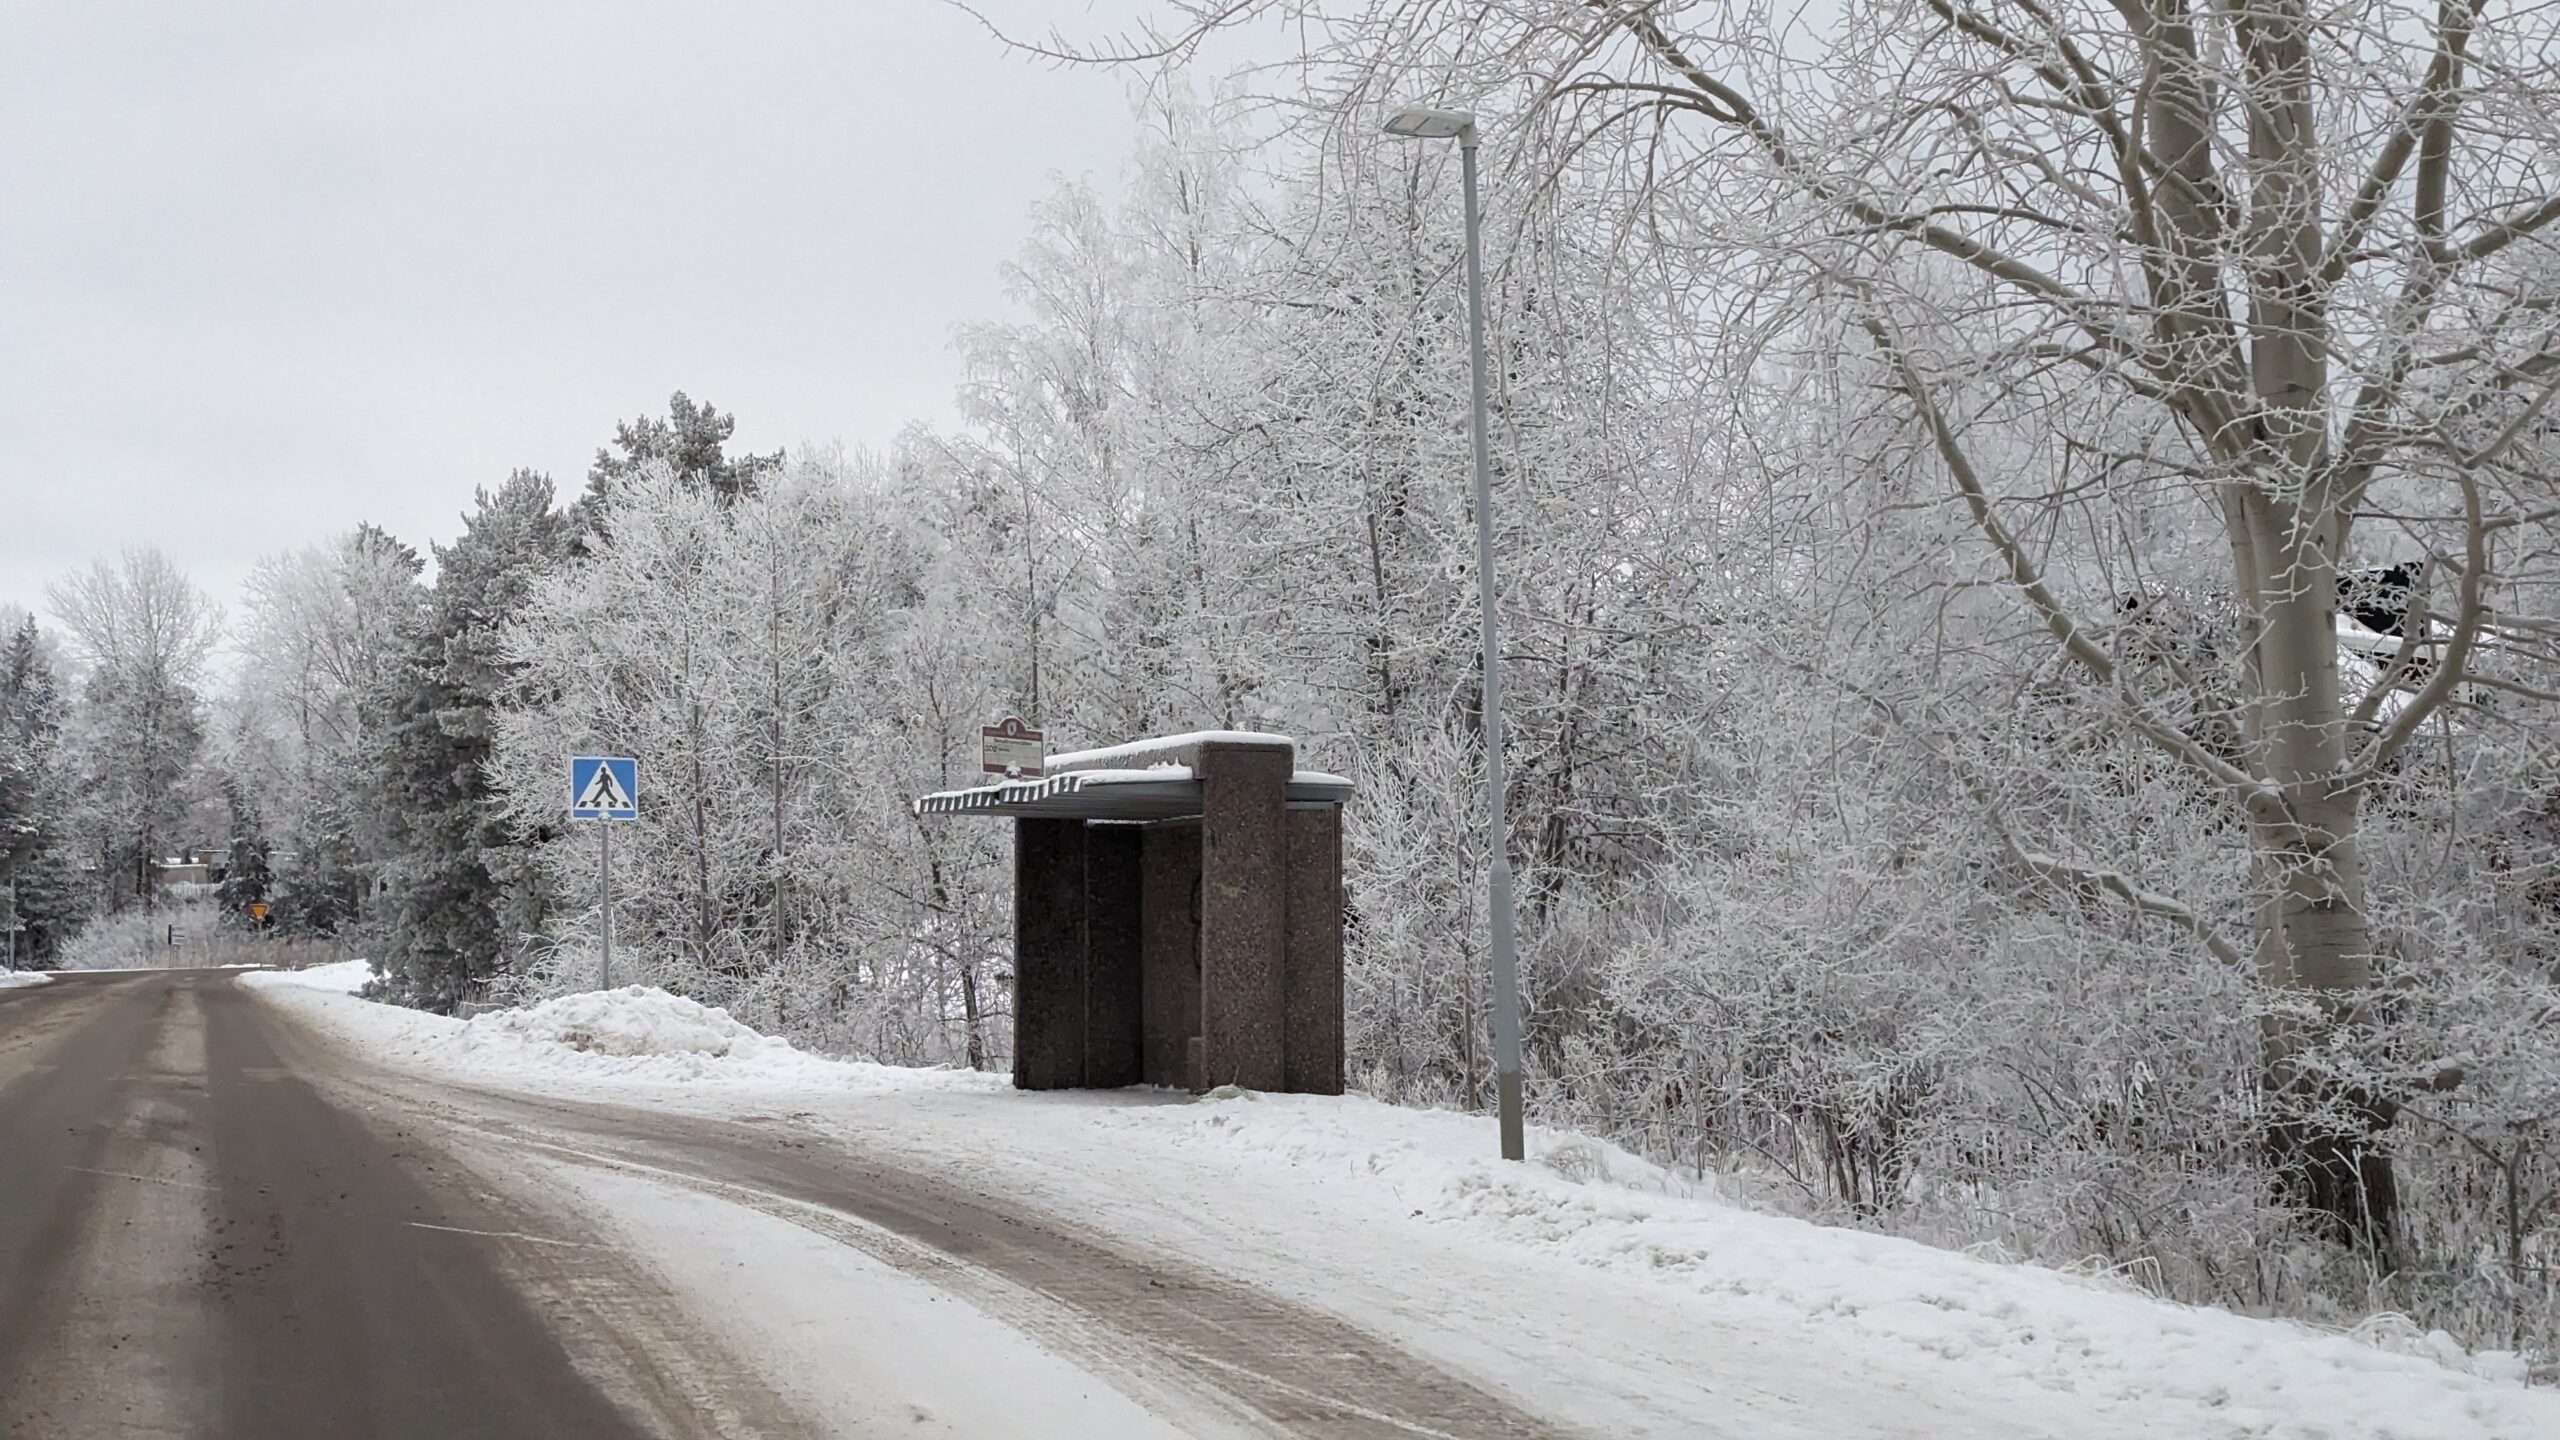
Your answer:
466;986;796;1062
441;986;960;1087
0;971;50;990
1078;1088;2557;1438
240;971;991;1095
237;959;375;994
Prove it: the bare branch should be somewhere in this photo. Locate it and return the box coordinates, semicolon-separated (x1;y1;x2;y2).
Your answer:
2007;846;2247;968
2320;0;2486;284
1862;316;2286;811
2460;193;2560;265
2352;462;2494;775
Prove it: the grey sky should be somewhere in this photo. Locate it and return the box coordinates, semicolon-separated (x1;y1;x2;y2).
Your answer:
0;1;1162;621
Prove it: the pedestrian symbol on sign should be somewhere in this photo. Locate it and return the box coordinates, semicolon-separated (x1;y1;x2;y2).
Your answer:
570;755;639;820
578;766;624;812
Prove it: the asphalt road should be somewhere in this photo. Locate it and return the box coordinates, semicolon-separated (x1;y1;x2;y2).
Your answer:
0;969;1553;1440
0;969;661;1439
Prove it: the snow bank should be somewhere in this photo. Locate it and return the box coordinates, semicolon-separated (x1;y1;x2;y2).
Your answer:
440;987;993;1088
237;959;376;994
0;971;50;990
240;973;992;1095
1067;1088;2556;1439
470;986;800;1062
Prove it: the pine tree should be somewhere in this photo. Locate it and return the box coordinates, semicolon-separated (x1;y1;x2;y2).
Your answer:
214;774;273;926
368;472;571;1011
0;618;83;965
581;392;778;516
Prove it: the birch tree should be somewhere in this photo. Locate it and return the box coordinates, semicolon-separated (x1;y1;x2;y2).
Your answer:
229;526;426;931
46;549;220;913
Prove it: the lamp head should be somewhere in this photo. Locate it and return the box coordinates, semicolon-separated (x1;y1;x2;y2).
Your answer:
1382;106;1474;140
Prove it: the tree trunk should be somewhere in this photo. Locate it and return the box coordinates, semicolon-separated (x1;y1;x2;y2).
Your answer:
768;565;787;979
688;701;716;968
2243;514;2397;1256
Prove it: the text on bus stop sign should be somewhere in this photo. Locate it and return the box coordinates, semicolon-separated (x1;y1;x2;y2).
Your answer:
981;717;1045;780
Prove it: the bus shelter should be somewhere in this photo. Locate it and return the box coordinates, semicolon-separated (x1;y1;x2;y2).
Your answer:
916;731;1350;1095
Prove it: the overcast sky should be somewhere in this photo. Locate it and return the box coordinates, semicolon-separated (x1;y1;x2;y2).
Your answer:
0;1;1181;621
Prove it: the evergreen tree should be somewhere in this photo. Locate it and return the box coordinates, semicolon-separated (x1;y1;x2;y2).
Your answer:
368;472;571;1011
0;619;81;965
272;804;361;935
581;391;777;516
214;774;273;926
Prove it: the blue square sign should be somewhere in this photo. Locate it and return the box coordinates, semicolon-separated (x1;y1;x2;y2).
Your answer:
570;755;639;820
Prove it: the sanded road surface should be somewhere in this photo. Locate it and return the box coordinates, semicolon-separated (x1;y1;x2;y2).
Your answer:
0;970;1557;1440
0;970;663;1438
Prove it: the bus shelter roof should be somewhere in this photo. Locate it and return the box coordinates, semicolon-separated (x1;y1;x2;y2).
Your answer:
914;767;1353;823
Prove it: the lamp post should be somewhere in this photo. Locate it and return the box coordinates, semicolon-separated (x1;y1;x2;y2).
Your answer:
1383;105;1526;1163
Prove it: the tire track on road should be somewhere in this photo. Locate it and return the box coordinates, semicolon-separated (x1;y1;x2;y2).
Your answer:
357;1076;1568;1440
0;974;215;1438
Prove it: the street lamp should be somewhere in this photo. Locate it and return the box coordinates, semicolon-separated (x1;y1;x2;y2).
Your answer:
1383;104;1527;1164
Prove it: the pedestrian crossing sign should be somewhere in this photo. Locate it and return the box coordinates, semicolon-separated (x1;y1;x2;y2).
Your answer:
570;755;640;820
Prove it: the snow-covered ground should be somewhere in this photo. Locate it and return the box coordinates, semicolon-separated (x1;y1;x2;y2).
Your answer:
0;971;50;990
242;963;968;1092
243;970;2560;1439
240;959;375;993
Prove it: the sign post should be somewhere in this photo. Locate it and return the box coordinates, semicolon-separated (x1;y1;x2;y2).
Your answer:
981;717;1047;781
569;755;641;990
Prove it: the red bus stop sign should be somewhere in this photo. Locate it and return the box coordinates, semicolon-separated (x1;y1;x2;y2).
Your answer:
982;717;1046;780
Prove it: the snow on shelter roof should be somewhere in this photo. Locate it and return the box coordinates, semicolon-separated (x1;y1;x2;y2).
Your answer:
917;731;1352;820
915;757;1353;823
1044;729;1295;773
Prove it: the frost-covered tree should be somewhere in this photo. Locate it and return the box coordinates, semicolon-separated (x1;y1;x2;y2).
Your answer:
368;473;571;1010
0;615;81;964
581;391;780;514
228;525;426;932
46;549;220;913
492;454;1004;1060
1046;0;2556;1270
213;772;274;926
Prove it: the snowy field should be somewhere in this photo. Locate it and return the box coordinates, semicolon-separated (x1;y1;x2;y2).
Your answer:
241;964;2560;1439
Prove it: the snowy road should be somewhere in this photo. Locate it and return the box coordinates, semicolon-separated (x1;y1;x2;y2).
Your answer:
0;969;1550;1438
